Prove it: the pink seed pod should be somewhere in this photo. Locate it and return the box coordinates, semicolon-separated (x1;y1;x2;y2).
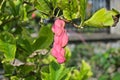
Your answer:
51;45;65;57
51;19;68;64
54;30;68;47
52;19;65;36
57;56;66;64
60;30;68;47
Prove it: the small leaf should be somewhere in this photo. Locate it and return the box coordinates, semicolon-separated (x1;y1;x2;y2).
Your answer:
84;8;114;28
65;46;71;62
80;60;93;78
79;0;87;25
10;76;19;80
72;60;92;80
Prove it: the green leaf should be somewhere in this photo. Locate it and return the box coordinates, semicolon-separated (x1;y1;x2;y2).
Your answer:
65;46;71;62
0;31;16;44
112;72;120;80
41;61;71;80
10;76;19;80
8;0;21;16
110;8;120;16
63;10;78;20
63;0;79;20
3;62;14;77
0;32;16;62
49;61;70;80
16;28;33;55
50;0;57;8
33;24;53;50
84;8;114;28
18;65;34;76
34;0;51;16
21;27;33;43
57;0;69;10
0;40;16;62
23;5;28;21
72;60;92;80
80;60;93;79
79;0;87;26
17;38;33;54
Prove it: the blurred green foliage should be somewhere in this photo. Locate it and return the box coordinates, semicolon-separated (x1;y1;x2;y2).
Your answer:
70;43;120;80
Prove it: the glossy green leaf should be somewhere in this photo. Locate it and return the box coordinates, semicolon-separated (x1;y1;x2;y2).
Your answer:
33;24;53;50
49;61;70;80
0;40;16;62
57;0;69;10
84;8;114;28
41;61;71;80
0;32;16;62
34;0;51;16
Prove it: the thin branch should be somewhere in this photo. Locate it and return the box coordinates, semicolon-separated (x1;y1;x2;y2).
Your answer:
58;17;79;28
27;8;37;14
23;1;32;6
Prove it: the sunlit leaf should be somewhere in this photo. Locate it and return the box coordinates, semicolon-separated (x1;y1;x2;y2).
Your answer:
0;40;16;62
79;0;87;24
34;0;52;16
10;76;19;80
49;61;70;80
0;32;16;62
84;8;114;28
63;0;79;20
